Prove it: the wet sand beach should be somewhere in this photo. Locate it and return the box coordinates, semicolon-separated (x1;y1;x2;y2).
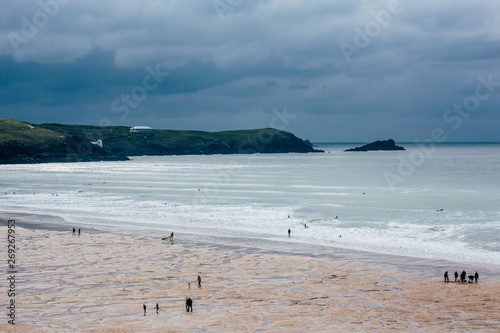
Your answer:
1;213;500;332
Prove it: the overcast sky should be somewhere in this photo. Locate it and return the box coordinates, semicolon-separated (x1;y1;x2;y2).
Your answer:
1;0;499;142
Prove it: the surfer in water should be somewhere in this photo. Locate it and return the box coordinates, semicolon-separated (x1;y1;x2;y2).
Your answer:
171;232;174;238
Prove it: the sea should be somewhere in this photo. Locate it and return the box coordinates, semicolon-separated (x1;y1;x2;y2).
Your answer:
1;143;499;266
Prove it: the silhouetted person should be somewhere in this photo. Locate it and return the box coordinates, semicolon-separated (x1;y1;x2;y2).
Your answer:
461;270;466;283
72;228;75;236
197;274;202;287
474;271;479;283
288;229;291;238
186;297;193;312
143;304;146;316
78;228;81;236
454;271;458;282
444;271;449;283
155;303;159;314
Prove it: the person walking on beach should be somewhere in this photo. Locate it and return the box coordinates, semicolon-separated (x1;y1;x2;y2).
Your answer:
460;270;466;283
155;303;159;314
454;271;458;282
78;228;81;236
72;227;75;236
197;275;202;288
444;271;449;283
186;297;193;312
288;229;291;238
474;271;479;283
143;304;146;316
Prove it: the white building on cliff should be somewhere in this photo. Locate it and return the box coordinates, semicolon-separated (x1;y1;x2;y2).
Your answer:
130;126;153;133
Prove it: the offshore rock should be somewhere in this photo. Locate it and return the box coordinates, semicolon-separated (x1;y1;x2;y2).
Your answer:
344;139;405;152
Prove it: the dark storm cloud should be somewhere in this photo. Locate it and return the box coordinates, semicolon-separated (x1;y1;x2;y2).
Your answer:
0;0;499;141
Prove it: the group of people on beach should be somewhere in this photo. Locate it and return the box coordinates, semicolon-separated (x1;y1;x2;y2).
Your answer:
444;270;479;283
72;228;80;236
143;299;193;315
142;275;201;315
143;303;160;316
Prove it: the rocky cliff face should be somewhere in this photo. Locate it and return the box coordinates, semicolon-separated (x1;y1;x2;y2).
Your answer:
0;138;125;164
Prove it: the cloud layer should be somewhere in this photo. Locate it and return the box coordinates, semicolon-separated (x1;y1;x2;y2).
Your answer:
1;0;499;141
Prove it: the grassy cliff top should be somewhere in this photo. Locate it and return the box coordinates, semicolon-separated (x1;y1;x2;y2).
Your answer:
1;118;319;163
37;123;312;153
0;118;66;145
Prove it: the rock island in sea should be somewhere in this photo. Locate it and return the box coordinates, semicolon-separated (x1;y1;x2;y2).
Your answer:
344;139;405;152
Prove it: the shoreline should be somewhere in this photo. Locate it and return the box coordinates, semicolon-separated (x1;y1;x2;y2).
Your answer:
1;211;500;331
3;210;500;281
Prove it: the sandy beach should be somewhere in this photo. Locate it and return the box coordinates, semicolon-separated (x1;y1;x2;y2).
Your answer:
2;213;500;332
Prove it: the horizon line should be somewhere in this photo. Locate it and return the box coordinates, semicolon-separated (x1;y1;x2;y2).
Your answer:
313;141;500;145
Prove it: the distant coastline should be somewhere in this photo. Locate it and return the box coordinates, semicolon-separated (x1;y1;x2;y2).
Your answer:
0;118;323;164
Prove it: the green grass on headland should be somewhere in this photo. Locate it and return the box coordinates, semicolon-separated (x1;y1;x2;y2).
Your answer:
1;118;320;164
